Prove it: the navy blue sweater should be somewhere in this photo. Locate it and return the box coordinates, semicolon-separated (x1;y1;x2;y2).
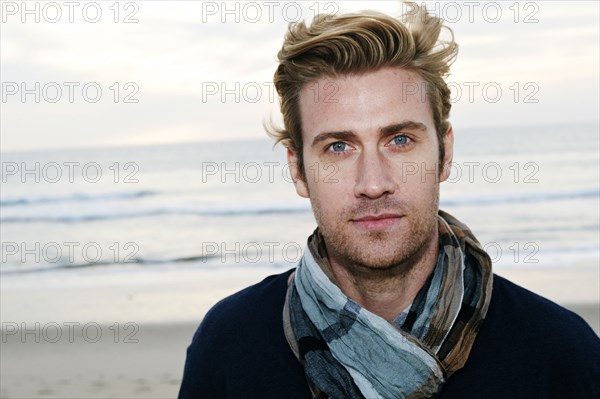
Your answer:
179;270;600;398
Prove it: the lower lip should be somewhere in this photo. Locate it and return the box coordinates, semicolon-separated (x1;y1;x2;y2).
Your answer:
352;216;403;231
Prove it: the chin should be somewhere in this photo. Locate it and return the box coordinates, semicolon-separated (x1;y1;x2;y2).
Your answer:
340;251;418;279
342;237;419;268
362;249;416;268
352;221;434;261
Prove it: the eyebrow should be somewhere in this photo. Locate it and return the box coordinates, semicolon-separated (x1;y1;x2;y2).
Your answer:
311;121;427;149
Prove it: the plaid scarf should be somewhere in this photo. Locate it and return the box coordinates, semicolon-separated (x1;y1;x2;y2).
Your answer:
283;210;493;399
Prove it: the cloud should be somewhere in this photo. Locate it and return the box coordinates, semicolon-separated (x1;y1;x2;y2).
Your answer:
1;1;598;151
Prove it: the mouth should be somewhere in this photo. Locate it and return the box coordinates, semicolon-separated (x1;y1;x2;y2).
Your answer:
351;213;404;231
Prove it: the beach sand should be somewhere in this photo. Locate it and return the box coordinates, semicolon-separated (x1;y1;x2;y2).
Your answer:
1;263;598;398
1;322;196;399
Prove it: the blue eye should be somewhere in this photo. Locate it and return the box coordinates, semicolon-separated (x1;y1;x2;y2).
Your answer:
330;142;348;152
393;135;409;145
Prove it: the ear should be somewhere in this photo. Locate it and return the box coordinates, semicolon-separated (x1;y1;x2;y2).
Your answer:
439;125;454;183
287;149;309;198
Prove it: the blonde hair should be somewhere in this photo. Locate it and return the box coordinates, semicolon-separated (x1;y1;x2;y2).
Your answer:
267;3;458;175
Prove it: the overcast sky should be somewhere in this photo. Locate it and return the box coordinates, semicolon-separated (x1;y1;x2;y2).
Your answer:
1;1;599;152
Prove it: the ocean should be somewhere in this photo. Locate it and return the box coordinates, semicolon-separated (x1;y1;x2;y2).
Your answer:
1;123;599;278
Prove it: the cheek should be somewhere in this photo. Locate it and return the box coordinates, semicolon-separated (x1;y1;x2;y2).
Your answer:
391;152;441;185
305;158;353;190
306;174;353;219
309;179;347;206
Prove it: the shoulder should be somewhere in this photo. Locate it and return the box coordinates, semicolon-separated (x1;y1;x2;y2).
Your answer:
474;274;599;396
443;274;600;398
196;268;293;336
178;269;308;399
489;274;598;344
186;268;293;357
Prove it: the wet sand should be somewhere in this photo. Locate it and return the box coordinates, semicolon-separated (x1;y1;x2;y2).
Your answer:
1;264;598;398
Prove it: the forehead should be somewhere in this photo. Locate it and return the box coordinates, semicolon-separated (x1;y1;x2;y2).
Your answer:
298;67;434;138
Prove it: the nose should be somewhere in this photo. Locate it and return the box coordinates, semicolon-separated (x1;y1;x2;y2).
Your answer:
353;148;396;199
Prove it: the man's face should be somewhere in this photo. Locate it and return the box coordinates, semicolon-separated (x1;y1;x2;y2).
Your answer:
288;67;454;273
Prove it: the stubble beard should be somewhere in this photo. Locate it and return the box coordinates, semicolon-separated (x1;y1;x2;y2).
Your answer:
310;189;440;280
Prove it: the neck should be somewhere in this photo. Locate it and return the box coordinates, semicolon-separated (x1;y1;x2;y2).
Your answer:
328;230;439;323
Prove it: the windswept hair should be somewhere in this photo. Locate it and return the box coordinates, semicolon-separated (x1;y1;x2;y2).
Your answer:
266;3;458;175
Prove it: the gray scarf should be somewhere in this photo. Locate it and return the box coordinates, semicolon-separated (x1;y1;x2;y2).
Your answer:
283;210;493;398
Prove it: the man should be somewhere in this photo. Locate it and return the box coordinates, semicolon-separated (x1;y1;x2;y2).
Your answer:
179;4;599;398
